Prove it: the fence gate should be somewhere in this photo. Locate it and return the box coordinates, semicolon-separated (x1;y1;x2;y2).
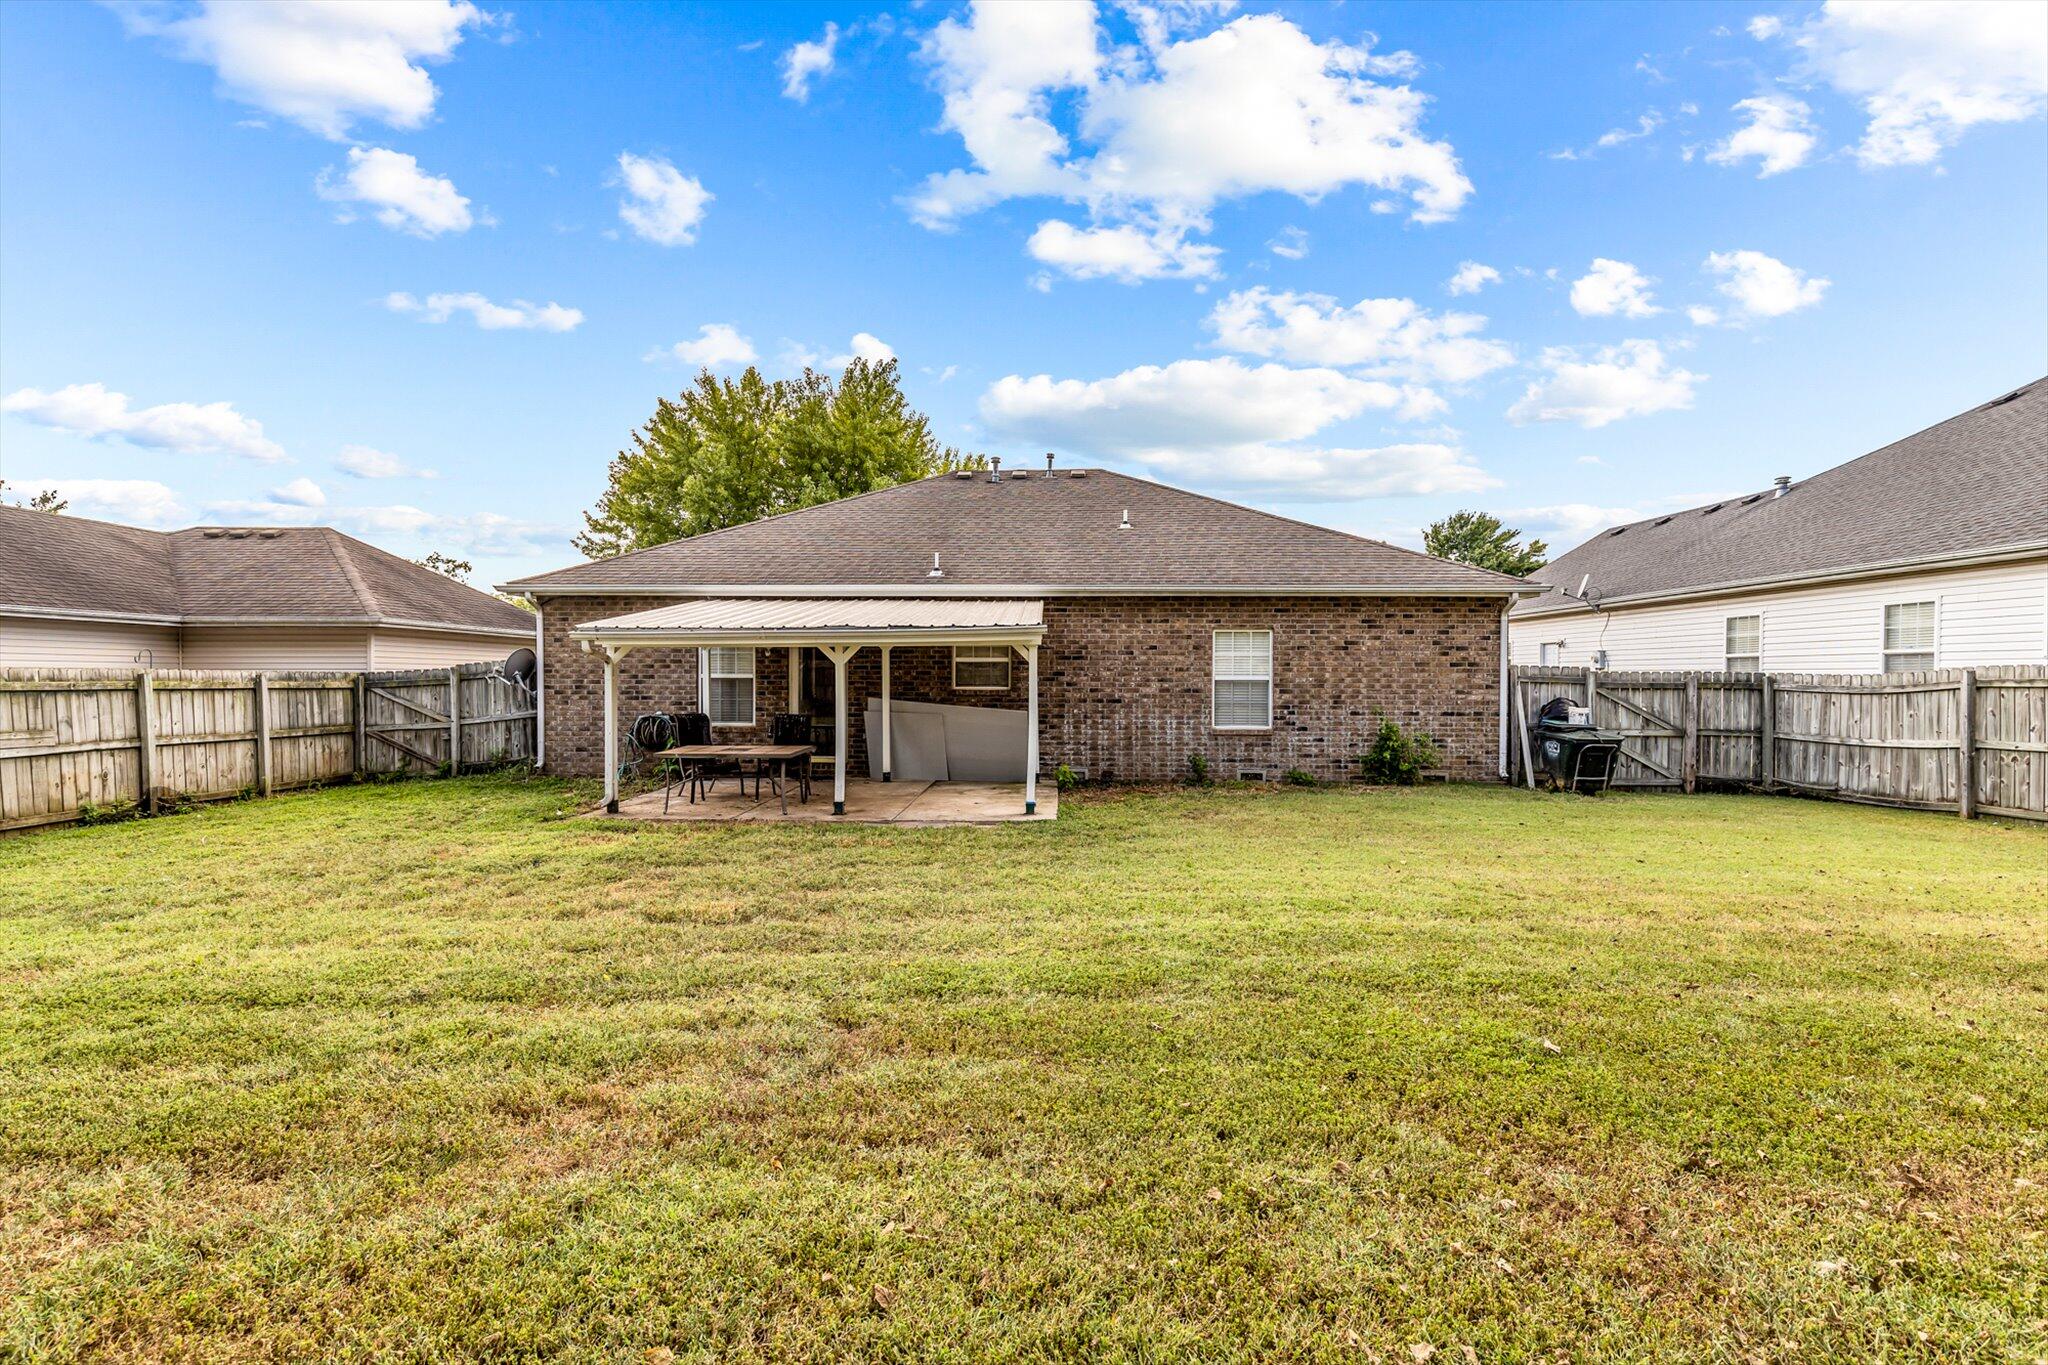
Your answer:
1588;674;1685;789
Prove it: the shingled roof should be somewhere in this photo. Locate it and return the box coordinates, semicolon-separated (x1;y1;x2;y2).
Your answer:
0;506;535;634
1516;376;2048;619
502;468;1528;596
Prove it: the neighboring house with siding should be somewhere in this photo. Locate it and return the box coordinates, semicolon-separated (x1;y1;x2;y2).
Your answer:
500;465;1533;809
0;506;535;671
1510;377;2048;674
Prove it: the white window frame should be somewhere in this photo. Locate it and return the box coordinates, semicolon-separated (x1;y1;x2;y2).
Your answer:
1881;600;1938;674
1211;629;1274;731
1724;614;1762;673
1539;641;1564;666
705;646;757;727
951;644;1012;691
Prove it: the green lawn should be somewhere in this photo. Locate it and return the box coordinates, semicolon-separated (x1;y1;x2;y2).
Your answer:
1;777;2043;1362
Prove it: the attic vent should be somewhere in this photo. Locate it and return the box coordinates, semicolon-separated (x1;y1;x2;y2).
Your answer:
953;471;972;480
1068;469;1088;478
1702;503;1725;515
1741;493;1763;505
258;530;285;538
202;529;226;538
1654;515;1673;526
1607;526;1626;536
1982;388;2028;409
1009;470;1029;480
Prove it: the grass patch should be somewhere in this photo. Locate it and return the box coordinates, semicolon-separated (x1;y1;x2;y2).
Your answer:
2;776;2043;1361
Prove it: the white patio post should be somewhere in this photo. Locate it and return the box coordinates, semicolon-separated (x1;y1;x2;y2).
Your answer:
820;644;859;815
601;644;628;813
880;645;893;782
1022;642;1039;815
787;646;800;714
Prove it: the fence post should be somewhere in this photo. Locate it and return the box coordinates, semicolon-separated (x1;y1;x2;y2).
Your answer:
1759;674;1775;790
1683;675;1700;794
447;666;462;775
136;670;157;814
1958;668;1976;820
1584;666;1598;719
1513;674;1537;790
353;674;366;777
254;673;273;797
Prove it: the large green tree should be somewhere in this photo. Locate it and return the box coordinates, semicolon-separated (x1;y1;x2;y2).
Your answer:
1423;510;1549;576
576;360;980;558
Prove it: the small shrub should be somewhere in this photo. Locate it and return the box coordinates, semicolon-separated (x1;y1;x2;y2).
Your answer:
1358;715;1441;785
1054;763;1081;791
1186;753;1211;786
1282;767;1318;788
76;799;141;827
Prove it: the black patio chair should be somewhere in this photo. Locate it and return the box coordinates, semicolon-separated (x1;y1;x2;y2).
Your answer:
770;712;815;804
668;710;742;808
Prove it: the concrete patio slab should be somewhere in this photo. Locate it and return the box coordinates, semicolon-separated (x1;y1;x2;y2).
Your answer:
604;777;1055;826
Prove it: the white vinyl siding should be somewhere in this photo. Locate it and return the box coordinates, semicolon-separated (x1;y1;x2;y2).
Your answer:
1509;557;2048;672
952;644;1011;690
706;647;755;726
370;627;532;670
1724;614;1761;672
1212;629;1273;730
0;616;182;669
1882;601;1936;673
179;626;369;670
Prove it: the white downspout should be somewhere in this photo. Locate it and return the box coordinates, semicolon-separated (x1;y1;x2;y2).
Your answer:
880;645;893;782
533;598;545;770
1024;642;1039;814
1498;600;1512;781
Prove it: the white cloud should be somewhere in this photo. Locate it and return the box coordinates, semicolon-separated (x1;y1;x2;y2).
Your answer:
1507;340;1703;427
659;323;759;369
316;147;476;236
1747;15;1785;40
336;445;435;479
1704;249;1829;319
269;476;326;507
1769;0;2047;167
1687;304;1722;326
1206;287;1514;390
832;332;896;366
10;478;188;527
909;4;1468;276
781;21;839;102
383;290;582;331
978;355;1496;498
1025;219;1220;282
1;381;286;462
1569;258;1661;318
1445;261;1501;296
114;0;491;140
1267;226;1309;259
614;152;711;246
1510;502;1647;542
1706;93;1818;176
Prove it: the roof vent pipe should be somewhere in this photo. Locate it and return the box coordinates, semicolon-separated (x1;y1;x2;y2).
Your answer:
928;553;944;579
1772;475;1791;497
1119;508;1132;530
1044;452;1055;478
988;457;1001;484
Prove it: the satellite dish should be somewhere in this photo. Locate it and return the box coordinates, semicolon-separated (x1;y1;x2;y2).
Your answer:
503;647;537;692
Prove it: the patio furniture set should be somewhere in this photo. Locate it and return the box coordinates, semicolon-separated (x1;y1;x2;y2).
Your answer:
624;711;820;814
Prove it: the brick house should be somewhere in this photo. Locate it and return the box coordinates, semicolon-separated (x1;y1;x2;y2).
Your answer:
499;466;1532;814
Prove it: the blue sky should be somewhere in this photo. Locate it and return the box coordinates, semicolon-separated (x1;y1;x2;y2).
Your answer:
2;0;2043;589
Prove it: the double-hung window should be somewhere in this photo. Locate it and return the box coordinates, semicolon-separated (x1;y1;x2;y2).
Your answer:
952;645;1012;690
705;647;756;726
1882;601;1936;673
1212;629;1273;730
1724;615;1761;672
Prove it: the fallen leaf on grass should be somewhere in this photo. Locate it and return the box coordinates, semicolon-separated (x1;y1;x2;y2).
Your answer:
1409;1345;1437;1363
1538;1037;1562;1055
872;1285;897;1311
1205;1187;1223;1203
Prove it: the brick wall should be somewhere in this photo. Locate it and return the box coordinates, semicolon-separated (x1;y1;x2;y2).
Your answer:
538;594;1503;783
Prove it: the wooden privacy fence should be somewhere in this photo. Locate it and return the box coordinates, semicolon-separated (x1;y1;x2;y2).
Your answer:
0;662;535;832
1510;664;2048;821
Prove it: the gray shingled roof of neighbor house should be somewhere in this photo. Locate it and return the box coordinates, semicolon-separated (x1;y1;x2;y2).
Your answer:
1516;376;2048;619
0;506;535;633
502;468;1531;596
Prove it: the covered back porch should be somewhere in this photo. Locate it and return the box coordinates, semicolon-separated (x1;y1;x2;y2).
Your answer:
569;598;1046;818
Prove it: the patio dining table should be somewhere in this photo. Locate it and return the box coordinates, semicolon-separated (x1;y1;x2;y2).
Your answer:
657;743;815;814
